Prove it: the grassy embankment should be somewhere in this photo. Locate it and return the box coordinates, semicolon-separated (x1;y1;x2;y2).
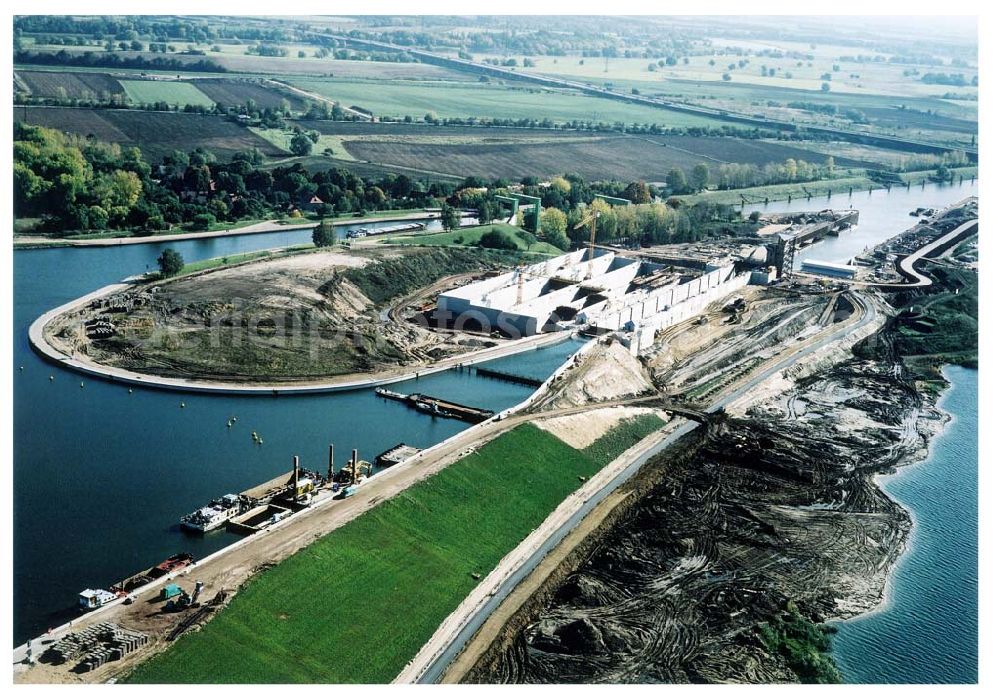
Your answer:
388;223;564;256
168;244;315;278
890;265;978;387
127;415;666;683
676;166;977;207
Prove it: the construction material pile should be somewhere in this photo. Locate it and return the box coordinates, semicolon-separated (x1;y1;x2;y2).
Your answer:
45;622;149;672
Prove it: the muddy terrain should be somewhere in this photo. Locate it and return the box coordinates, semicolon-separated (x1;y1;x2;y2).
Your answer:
43;249;504;382
465;316;944;684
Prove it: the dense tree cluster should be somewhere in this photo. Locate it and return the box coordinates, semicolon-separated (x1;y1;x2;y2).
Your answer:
14;50;226;73
13;123;453;235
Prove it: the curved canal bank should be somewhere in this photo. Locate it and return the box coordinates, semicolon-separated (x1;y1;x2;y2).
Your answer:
12;217;582;644
28;279;573;395
13;181;977;652
831;365;978;684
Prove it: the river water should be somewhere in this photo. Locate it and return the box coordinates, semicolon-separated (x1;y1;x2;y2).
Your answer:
831;365;978;683
12;218;582;643
744;177;978;268
13;182;979;668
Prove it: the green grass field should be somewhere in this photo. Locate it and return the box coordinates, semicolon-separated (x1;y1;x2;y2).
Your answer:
126;416;665;683
120;80;216;107
676;175;876;206
389;224;564;255
288;78;729;127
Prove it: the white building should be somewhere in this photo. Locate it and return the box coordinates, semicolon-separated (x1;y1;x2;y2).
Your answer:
436;249;750;350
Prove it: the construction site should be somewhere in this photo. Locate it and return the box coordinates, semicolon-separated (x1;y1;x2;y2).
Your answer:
16;194;978;685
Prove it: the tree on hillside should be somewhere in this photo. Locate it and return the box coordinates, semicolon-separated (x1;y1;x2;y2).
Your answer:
157;248;184;277
440;203;461;230
313;221;337;247
290;131;313;156
691;163;711;192
665;167;689;195
477;200;499;225
539;207;570;250
623;180;652;204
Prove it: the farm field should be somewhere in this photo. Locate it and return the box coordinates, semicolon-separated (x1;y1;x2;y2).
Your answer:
537;74;977;147
389;224;564;255
502;39;977;99
340;132;867;182
119;80;216;108
13;107;286;162
15;70;124;100
126;418;666;684
193;78;309;110
287;77;732;127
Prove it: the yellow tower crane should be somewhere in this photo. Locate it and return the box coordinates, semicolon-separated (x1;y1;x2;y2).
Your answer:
573;210;601;280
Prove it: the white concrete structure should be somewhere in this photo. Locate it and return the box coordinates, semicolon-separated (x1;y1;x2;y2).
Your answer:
437;249;749;347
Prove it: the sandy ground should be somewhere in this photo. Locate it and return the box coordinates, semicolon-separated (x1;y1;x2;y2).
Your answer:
536;407;669;449
537;339;653;410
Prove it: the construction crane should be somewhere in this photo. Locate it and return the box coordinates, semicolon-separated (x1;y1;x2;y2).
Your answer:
573;210;601;279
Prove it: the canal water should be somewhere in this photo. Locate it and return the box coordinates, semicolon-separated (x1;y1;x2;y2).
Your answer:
13;181;979;651
744;178;978;268
12;218;581;643
831;365;978;683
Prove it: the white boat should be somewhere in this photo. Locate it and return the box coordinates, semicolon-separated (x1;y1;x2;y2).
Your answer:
181;494;243;533
78;588;118;610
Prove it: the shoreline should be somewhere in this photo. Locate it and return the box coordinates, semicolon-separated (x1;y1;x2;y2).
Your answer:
13;211;448;249
12;335;599;680
830;363;964;629
28;281;576;394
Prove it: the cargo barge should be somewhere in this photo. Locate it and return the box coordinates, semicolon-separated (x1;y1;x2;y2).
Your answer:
78;552;195;611
346;222;425;239
374;388;495;423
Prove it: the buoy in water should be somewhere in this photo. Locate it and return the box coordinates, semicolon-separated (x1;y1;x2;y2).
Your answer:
49;376;54;381
128;388;133;393
80;382;84;388
19;366;24;371
227;421;233;428
180;402;186;408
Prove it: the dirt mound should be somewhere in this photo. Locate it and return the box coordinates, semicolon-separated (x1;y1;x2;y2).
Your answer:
540;339;654;410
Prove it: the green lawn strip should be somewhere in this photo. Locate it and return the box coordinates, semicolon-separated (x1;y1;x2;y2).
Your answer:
127;417;665;683
389;223;563;255
897;166;978;185
676;175;874;206
171;244;313;278
119;80;216;108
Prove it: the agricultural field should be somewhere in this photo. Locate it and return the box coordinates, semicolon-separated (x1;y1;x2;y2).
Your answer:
119;80;216;108
497;34;977;99
193;78;309;110
14;70;124;100
287;77;732;127
339;131;866;182
389;224;564;255
126;418;666;684
13;107;286;162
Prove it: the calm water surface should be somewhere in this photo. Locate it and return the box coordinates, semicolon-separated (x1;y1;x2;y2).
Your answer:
13;183;979;648
831;365;978;684
12;218;579;642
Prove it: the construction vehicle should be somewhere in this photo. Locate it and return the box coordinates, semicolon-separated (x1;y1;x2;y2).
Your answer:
573;209;601;279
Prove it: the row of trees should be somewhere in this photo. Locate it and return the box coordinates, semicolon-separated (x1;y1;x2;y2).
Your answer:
13;123;458;235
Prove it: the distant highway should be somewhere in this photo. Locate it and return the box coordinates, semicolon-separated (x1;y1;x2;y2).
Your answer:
311;32;977;161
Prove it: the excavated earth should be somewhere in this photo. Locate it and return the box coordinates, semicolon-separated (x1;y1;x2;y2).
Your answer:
43;250;499;382
465;314;946;684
